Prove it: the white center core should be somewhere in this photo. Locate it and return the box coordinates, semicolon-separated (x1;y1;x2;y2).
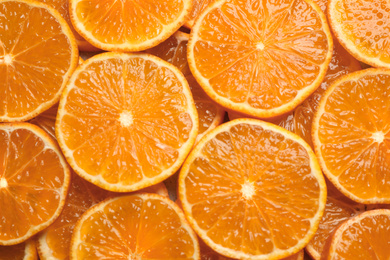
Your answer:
0;178;8;188
372;131;385;143
1;54;13;65
129;253;141;260
119;111;133;127
241;181;255;200
257;42;265;50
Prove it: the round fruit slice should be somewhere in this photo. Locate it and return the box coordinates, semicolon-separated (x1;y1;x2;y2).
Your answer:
0;0;78;122
321;209;390;259
37;173;168;260
56;52;198;192
35;0;98;51
69;0;193;52
328;0;390;68
146;31;225;143
313;69;390;203
70;193;200;259
0;123;70;245
179;119;326;259
30;103;58;139
188;0;333;119
184;0;212;29
0;239;37;260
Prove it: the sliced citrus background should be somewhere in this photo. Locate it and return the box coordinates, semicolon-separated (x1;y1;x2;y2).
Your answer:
321;209;390;259
188;0;333;118
184;0;212;29
313;69;390;203
179;119;326;259
37;173;168;260
328;0;390;68
146;31;225;142
0;239;37;260
71;193;200;259
0;123;70;245
36;0;99;51
69;0;193;52
0;0;78;122
56;52;198;192
30;103;58;139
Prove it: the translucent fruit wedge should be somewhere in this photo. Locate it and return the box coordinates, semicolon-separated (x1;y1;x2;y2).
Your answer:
184;0;213;29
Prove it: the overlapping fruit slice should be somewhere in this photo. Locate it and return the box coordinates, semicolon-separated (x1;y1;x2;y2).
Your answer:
179;119;326;259
184;0;212;28
71;193;200;259
147;31;225;142
69;0;193;52
188;0;333;118
0;239;37;260
313;69;390;203
30;103;58;139
0;0;78;122
0;123;70;245
56;53;198;192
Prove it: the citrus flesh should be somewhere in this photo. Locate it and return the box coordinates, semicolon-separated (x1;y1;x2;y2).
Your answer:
188;0;333;118
184;0;212;29
56;52;198;192
0;239;37;260
30;103;58;140
179;119;326;259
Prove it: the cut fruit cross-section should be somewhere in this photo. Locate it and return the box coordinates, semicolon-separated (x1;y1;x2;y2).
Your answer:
0;239;37;260
184;0;213;29
30;103;58;140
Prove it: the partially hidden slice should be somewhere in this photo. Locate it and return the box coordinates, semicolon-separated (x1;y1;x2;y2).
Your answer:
0;239;37;260
328;0;390;68
146;31;225;143
179;119;327;259
69;0;193;52
30;103;58;140
313;69;390;203
184;0;212;29
56;52;198;192
0;123;70;245
321;209;390;259
37;173;168;260
188;0;333;118
70;193;200;259
0;0;78;122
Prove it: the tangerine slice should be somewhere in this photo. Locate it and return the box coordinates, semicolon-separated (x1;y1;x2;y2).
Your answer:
56;52;198;192
69;0;193;52
30;103;58;140
146;31;225;143
70;193;200;259
0;0;78;122
0;239;37;260
313;69;390;203
179;119;326;259
188;0;333;118
184;0;212;29
321;209;390;259
0;123;70;245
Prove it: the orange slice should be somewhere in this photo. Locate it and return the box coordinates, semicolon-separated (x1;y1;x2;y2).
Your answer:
179;119;326;259
321;209;390;259
328;0;390;68
313;69;390;203
35;0;99;51
0;0;78;122
146;31;225;142
0;239;37;260
37;173;168;260
0;123;70;245
70;193;200;259
184;0;212;29
30;103;58;140
188;0;333;119
69;0;193;52
56;52;198;192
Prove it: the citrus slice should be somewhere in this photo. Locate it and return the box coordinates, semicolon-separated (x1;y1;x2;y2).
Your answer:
0;123;70;245
30;103;58;139
0;239;37;260
328;0;390;68
0;0;78;122
313;69;390;203
37;173;168;260
146;31;225;142
69;0;193;52
70;193;200;259
184;0;212;29
56;52;198;192
188;0;333;119
35;0;98;51
179;119;327;259
321;209;390;259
